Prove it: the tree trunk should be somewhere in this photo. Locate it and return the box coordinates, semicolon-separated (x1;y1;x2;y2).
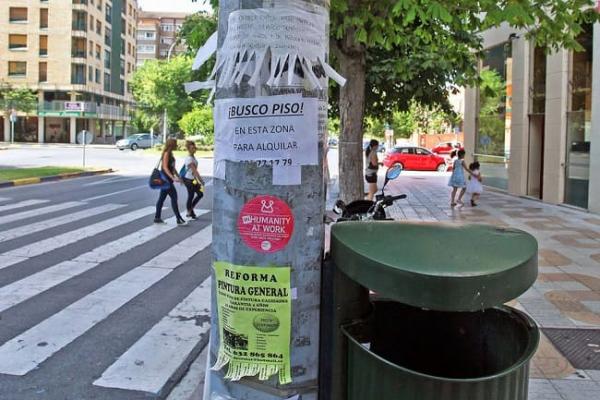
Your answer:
337;46;366;203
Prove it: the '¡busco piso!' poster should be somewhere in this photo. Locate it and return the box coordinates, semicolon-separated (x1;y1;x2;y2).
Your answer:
212;261;292;384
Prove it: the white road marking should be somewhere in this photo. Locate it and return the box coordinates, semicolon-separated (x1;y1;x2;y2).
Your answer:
83;177;141;187
0;215;196;312
81;185;147;202
0;202;82;226
93;278;212;393
0;207;155;270
0;204;124;243
0;226;212;376
0;200;49;214
0;197;10;203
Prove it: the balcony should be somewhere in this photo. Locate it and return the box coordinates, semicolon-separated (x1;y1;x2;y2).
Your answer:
38;101;130;120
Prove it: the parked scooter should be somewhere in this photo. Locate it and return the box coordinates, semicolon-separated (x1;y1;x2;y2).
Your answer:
333;165;406;221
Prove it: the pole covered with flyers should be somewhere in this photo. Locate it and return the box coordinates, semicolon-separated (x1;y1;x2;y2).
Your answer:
192;0;344;399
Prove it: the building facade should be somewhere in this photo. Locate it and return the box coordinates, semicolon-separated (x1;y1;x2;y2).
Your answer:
136;11;188;67
0;0;138;144
464;23;600;214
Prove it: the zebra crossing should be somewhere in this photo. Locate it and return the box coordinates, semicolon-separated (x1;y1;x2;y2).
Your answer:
0;194;214;398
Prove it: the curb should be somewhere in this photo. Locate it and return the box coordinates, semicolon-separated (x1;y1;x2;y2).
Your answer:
0;169;113;188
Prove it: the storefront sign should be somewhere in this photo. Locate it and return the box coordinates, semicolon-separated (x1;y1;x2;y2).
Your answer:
212;262;292;385
65;102;85;112
238;195;294;253
214;94;319;167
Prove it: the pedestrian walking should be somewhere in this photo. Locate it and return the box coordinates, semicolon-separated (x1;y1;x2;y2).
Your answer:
448;149;473;207
154;138;186;226
182;141;205;219
467;161;483;207
365;139;380;201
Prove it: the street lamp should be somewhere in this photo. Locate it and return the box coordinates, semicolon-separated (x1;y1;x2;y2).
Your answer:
162;41;178;144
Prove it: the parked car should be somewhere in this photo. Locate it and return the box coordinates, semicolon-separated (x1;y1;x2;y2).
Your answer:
383;146;447;172
432;141;463;155
116;134;161;150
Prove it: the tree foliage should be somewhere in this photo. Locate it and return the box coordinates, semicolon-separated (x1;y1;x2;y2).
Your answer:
179;105;214;145
130;56;198;132
0;85;38;115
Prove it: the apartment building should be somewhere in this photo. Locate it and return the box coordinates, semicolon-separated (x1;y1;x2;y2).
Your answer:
463;23;600;214
136;11;187;66
0;0;138;144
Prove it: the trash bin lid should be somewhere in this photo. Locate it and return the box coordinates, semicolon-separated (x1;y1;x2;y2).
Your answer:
330;222;538;312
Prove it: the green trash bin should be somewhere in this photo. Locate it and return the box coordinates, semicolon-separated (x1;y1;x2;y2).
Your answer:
327;222;540;400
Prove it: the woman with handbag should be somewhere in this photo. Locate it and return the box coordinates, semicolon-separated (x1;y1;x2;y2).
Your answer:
365;139;380;200
182;140;205;219
154;138;186;225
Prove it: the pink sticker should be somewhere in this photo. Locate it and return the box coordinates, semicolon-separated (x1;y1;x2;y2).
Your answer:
238;195;295;253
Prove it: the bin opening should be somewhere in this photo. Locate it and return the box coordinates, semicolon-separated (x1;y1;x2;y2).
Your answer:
347;301;537;380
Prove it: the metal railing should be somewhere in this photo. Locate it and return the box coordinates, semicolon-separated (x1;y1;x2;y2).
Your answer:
38;101;129;120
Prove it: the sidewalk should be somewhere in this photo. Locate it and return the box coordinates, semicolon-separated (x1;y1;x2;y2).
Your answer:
376;171;600;400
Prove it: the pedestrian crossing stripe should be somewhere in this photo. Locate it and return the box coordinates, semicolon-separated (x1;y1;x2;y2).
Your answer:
0;197;12;204
0;199;49;214
93;277;212;394
0;203;124;243
0;210;210;313
0;206;155;270
0;225;212;376
0;201;83;226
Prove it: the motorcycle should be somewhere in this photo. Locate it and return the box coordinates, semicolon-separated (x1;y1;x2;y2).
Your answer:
333;165;407;221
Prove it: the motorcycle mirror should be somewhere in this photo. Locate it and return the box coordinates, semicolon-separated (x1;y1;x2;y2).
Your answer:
386;165;402;181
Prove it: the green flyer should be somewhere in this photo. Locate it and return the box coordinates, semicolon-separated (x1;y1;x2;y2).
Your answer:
212;261;292;384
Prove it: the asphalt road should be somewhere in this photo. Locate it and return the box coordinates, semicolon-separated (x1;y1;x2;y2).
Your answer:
0;161;215;399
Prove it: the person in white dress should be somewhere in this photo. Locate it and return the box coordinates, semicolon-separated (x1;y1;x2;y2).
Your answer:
466;161;483;207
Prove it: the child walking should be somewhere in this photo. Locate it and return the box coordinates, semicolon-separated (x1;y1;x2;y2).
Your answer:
467;161;483;206
448;150;473;207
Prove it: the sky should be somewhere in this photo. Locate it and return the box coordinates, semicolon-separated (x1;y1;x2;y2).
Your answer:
137;0;212;13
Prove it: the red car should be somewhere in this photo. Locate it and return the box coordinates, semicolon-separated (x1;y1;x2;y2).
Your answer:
383;147;447;172
432;141;463;155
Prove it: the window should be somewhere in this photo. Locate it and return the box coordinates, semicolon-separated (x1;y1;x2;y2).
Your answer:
127;42;131;55
399;148;413;154
95;68;101;83
415;148;432;156
88;66;93;82
105;4;112;23
161;24;174;32
9;34;27;50
96;20;102;35
120;59;125;75
127;62;131;73
40;9;48;29
39;62;48;82
8;61;27;77
89;15;94;31
121;18;126;35
72;38;87;58
105;27;112;46
39;36;48;56
96;44;101;59
104;72;111;91
97;0;102;12
89;40;94;56
9;8;28;23
72;10;87;31
71;63;86;84
138;44;156;54
161;37;173;45
104;50;111;68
